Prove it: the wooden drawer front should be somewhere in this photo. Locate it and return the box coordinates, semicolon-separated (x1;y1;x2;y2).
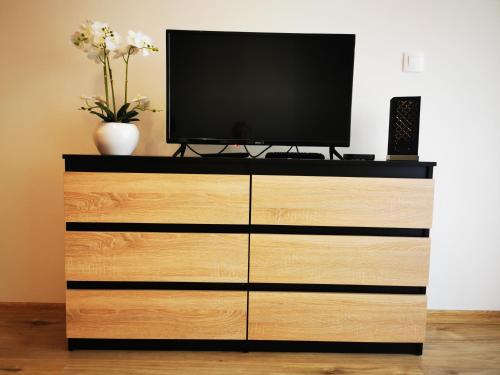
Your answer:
67;290;247;339
248;292;427;342
64;172;249;224
251;175;434;228
66;232;248;282
250;234;430;286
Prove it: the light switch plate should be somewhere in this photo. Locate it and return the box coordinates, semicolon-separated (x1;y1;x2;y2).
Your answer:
403;52;424;73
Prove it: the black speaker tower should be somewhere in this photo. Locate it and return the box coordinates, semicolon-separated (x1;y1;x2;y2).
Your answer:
387;96;421;161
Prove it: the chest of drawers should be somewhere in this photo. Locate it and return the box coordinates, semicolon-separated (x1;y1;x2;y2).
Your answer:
63;155;435;354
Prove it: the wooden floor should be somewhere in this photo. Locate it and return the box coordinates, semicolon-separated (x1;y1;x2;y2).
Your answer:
1;303;499;374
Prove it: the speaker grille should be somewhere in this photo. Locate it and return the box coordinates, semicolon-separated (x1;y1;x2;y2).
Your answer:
388;97;421;156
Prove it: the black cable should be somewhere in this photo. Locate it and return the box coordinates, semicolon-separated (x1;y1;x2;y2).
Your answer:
185;145;204;156
285;146;294;153
217;145;229;154
186;144;228;156
244;145;273;158
295;145;299;153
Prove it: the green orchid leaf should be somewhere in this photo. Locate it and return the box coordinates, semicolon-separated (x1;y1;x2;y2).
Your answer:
96;102;116;121
122;110;139;122
124;110;139;118
89;111;109;122
116;103;130;121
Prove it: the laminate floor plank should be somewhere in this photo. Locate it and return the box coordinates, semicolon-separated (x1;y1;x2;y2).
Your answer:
1;303;500;375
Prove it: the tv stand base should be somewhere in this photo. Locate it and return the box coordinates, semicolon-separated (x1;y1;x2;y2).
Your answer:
329;146;343;160
173;144;344;160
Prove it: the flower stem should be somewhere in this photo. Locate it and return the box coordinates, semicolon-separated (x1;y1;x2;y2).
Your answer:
106;55;117;116
124;48;132;104
103;52;110;107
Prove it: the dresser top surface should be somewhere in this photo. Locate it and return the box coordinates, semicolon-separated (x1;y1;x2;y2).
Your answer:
62;154;436;178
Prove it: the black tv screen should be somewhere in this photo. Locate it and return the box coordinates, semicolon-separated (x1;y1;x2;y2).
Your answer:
167;30;355;146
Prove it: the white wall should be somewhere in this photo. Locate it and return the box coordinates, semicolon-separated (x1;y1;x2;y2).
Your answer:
1;0;499;309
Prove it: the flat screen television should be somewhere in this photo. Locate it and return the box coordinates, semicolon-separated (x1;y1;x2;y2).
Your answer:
166;30;355;146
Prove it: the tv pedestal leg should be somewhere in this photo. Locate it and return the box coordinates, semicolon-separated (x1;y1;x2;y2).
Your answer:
173;144;187;157
329;146;343;160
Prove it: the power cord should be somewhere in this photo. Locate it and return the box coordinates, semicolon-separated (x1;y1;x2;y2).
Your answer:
245;145;295;158
187;144;294;158
186;144;228;156
244;145;273;158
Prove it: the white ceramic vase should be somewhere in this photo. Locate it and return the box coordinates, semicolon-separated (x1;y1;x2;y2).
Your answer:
93;122;139;155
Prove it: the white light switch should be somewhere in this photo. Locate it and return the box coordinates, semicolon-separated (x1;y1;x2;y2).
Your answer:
403;52;424;73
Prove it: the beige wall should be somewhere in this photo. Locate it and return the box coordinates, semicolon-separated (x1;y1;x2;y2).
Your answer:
1;0;500;309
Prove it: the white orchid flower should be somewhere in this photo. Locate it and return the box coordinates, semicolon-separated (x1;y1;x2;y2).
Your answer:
131;94;146;101
87;48;105;64
90;20;108;35
80;95;106;103
131;94;150;103
71;20;121;62
105;32;121;51
131;94;151;109
129;31;154;55
71;31;88;50
113;45;129;59
114;30;158;58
